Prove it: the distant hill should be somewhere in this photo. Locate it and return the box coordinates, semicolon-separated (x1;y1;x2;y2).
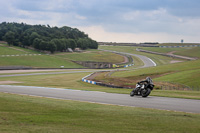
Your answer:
0;22;98;53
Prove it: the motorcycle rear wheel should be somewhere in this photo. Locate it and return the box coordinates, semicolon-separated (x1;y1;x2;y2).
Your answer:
141;88;151;97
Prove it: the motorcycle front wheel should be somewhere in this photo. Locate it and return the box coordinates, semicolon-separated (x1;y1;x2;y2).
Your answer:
130;91;135;97
141;88;151;97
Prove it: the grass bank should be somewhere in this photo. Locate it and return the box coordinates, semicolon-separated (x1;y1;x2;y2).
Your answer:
1;92;200;133
110;60;200;90
0;55;84;68
0;44;41;55
0;44;126;68
55;49;125;64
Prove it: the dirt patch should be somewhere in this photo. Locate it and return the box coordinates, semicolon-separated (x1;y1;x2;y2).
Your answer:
86;72;102;80
9;47;29;53
154;81;191;91
0;81;23;84
119;55;129;64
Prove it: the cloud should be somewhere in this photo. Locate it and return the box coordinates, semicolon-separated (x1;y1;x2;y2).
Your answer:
78;25;200;43
1;0;200;42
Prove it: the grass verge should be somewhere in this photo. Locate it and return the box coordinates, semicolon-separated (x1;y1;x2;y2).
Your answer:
1;92;200;133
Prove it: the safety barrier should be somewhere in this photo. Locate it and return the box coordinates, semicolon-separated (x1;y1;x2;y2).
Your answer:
159;45;200;48
124;64;134;68
0;54;42;57
81;73;97;85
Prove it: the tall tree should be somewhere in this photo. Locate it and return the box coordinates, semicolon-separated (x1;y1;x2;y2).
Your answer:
68;39;77;50
33;38;42;49
0;22;98;52
3;31;15;46
49;41;57;53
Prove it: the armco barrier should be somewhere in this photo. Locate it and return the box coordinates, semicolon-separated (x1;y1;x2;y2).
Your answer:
159;45;200;48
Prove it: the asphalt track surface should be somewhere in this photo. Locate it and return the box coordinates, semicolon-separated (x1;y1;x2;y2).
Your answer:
0;85;200;113
0;70;107;78
0;50;199;113
98;49;157;68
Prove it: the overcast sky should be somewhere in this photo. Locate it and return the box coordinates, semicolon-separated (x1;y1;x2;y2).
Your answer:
1;0;200;43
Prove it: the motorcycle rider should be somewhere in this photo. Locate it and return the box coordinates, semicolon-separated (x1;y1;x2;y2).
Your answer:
130;77;154;97
135;77;154;92
138;77;153;86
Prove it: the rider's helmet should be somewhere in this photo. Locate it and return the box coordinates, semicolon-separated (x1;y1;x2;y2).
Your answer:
146;77;153;84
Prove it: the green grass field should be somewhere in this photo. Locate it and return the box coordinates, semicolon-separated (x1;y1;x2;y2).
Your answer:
0;44;41;55
0;55;84;68
1;92;200;133
0;44;126;68
141;47;200;58
0;46;28;55
55;50;124;63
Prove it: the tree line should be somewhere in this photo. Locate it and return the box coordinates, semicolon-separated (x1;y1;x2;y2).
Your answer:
0;22;98;53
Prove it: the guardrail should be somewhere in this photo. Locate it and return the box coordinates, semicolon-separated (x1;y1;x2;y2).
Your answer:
159;45;200;48
0;54;43;57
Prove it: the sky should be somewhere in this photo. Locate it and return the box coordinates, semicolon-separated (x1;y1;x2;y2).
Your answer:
1;0;200;43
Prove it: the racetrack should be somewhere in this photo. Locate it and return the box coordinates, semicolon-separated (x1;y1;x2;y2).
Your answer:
99;49;157;68
0;85;199;113
1;50;199;114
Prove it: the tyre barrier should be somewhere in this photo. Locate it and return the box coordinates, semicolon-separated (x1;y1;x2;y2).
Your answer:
81;72;131;89
124;64;134;68
81;73;97;85
82;79;97;85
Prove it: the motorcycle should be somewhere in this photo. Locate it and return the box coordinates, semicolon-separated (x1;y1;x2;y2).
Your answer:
130;78;154;97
